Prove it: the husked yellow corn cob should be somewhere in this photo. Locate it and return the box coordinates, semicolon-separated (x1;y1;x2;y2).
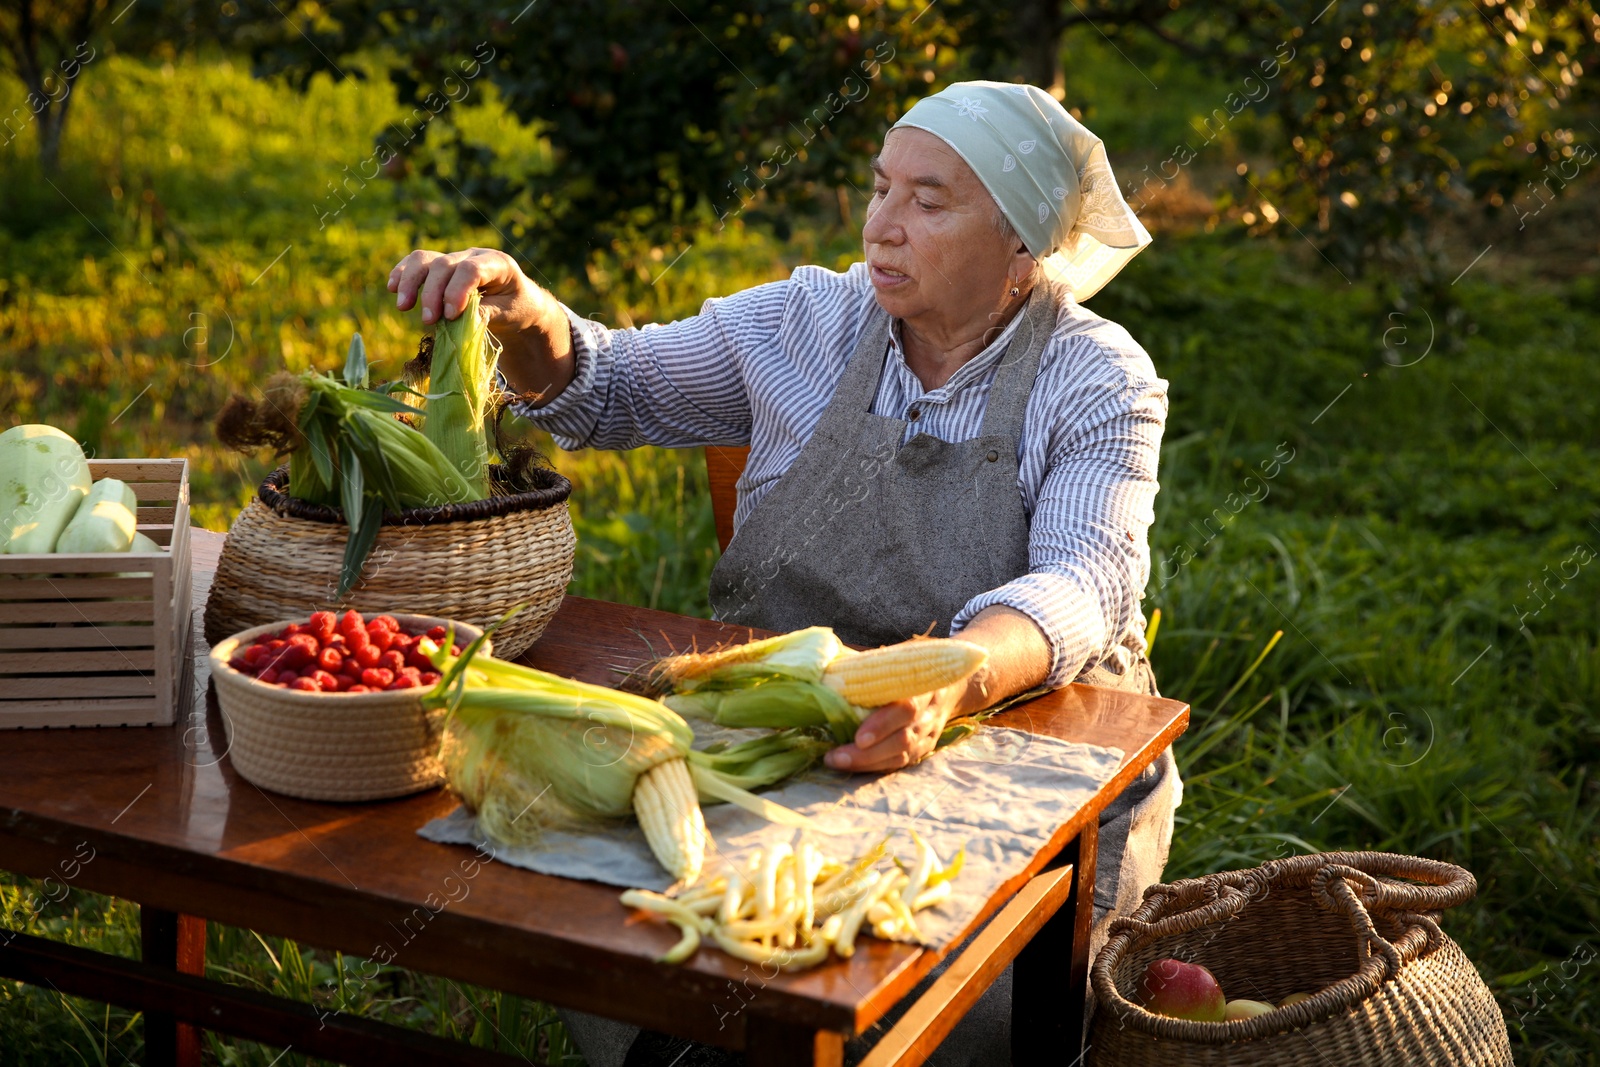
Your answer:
632;758;707;884
822;638;988;708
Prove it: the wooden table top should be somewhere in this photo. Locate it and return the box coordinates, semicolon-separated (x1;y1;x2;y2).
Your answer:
0;530;1188;1045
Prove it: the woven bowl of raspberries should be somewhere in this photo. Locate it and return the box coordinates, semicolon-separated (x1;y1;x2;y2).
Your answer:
208;611;491;801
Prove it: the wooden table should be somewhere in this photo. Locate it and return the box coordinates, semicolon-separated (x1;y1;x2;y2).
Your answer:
0;529;1188;1067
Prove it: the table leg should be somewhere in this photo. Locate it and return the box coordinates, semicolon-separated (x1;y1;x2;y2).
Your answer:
745;1015;844;1067
1011;820;1097;1066
140;907;206;1067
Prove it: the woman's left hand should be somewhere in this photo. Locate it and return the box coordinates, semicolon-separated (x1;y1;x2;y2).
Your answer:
824;682;965;772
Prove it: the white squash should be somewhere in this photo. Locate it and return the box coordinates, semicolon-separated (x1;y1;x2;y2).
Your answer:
1;424;93;554
112;531;165;578
54;477;139;554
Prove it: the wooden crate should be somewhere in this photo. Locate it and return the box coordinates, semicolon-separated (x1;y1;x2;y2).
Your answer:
0;459;192;728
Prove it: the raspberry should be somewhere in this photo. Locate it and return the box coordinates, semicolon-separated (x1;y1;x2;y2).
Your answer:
279;643;313;670
308;610;337;643
361;667;394;689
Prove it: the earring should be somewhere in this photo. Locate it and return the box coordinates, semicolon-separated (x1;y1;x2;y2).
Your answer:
1009;283;1020;297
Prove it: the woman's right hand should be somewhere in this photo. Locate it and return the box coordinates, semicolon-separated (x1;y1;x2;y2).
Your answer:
388;246;542;331
388;247;575;403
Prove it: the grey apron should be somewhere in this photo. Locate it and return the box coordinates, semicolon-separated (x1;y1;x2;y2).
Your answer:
564;289;1180;1067
707;287;1054;645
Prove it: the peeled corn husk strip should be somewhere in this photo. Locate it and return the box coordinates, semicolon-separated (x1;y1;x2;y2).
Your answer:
620;889;706;964
912;882;952;911
757;843;792;920
777;933;833;971
711;926;792;966
903;831;939;906
621;832;965;972
833;870;892;959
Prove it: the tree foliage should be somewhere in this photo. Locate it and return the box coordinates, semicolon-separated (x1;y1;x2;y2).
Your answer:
970;0;1600;293
219;0;1600;296
222;0;961;274
0;0;107;172
1;0;226;172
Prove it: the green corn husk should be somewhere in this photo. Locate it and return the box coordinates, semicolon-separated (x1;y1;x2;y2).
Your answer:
647;628;868;743
215;333;483;596
419;289;498;499
441;688;687;829
651;626;845;693
685;729;833;791
302;368;479;594
646;627;998;750
667;680;863;744
423;628;822;851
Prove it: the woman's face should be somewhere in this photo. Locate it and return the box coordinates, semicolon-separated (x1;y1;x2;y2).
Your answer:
862;127;1029;334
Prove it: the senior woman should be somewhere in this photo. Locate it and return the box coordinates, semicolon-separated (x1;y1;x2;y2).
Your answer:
389;81;1180;1067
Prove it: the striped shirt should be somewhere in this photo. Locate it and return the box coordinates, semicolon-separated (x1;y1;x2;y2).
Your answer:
510;261;1167;687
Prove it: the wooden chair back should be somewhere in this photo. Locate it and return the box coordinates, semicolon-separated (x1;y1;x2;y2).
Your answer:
704;445;750;551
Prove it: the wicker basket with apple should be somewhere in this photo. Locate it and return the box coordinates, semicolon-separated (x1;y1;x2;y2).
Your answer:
1088;851;1511;1066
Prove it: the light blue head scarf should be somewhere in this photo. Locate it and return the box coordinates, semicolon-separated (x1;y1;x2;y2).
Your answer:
892;81;1151;300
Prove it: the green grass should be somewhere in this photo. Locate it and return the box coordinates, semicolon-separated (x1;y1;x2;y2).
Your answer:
2;50;1597;1065
1096;237;1600;1061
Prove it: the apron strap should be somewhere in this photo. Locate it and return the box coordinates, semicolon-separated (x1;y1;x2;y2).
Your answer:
977;283;1057;438
830;306;895;417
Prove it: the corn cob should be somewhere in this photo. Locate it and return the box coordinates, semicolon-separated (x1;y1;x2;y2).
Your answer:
822;638;989;708
426;632;816;883
645;629;990;743
632;758;707;884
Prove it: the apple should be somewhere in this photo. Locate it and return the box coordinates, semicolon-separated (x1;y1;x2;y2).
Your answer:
1224;999;1276;1020
1279;992;1313;1008
1138;958;1227;1022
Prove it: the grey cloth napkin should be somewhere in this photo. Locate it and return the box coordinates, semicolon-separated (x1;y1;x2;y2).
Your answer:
417;726;1123;949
